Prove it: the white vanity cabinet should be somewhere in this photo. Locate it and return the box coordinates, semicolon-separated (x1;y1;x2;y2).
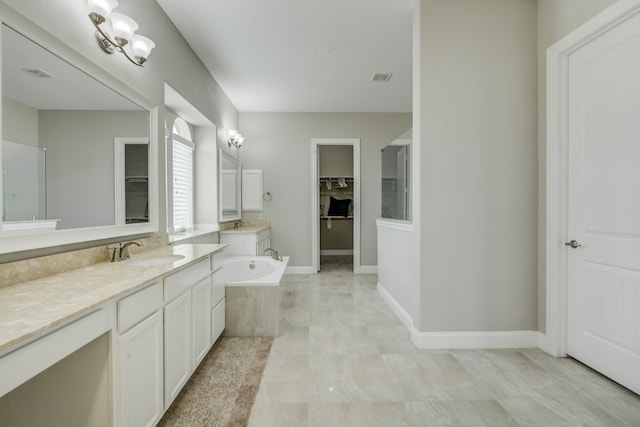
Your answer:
192;277;212;366
220;227;271;256
0;245;227;427
211;250;226;343
163;258;210;408
117;281;164;427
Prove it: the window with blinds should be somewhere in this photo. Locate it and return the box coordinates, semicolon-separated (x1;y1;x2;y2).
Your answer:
172;117;194;231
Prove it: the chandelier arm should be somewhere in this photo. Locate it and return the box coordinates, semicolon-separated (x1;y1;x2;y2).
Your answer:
117;45;144;67
89;15;144;67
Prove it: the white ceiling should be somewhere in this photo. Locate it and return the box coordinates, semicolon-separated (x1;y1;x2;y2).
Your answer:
2;24;142;111
156;0;414;113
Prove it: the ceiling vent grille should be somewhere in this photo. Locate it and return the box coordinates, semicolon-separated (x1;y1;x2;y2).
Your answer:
371;73;392;82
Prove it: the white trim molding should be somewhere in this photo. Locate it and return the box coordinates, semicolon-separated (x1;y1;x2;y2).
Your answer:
545;0;640;358
410;330;541;350
378;283;414;330
379;281;541;350
311;138;361;274
376;218;413;233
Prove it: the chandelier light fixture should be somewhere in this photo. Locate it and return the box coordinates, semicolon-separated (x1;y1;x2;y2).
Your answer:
227;129;245;149
88;0;155;66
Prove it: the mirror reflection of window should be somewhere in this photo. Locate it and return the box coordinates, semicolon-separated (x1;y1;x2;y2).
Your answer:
171;117;194;232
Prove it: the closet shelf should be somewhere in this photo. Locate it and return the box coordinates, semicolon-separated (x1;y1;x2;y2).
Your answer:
320;216;354;220
319;176;353;180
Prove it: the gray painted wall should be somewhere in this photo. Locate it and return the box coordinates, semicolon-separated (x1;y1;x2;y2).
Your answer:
238;112;411;268
416;0;538;332
39;110;147;229
2;97;38;146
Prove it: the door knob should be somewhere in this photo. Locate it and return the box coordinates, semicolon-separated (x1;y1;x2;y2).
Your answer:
565;240;582;249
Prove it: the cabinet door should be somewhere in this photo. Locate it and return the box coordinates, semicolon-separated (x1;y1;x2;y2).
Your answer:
212;299;226;343
120;311;163;427
164;291;191;408
192;278;212;367
242;169;263;211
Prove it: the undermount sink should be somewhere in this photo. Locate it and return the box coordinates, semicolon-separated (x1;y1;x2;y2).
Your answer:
126;255;186;266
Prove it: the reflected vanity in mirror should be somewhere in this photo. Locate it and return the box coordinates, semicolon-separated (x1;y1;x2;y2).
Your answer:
218;150;241;222
0;23;156;253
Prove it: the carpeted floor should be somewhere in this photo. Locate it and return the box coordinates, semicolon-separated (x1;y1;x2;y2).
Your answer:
158;337;273;427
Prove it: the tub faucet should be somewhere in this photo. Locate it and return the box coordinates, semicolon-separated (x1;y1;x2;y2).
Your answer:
264;248;282;261
111;241;143;262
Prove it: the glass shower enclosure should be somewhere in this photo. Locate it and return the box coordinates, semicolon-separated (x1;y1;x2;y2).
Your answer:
2;140;47;221
381;133;411;221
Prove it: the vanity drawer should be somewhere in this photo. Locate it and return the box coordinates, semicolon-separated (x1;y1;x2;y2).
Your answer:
118;282;163;333
211;251;225;273
165;258;210;302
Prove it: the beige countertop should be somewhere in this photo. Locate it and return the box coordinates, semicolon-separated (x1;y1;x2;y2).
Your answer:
0;244;226;354
218;225;270;234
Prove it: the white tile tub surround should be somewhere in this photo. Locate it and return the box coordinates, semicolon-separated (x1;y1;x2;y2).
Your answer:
223;256;289;337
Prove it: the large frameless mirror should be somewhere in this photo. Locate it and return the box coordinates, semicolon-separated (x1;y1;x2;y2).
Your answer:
0;23;156;254
218;150;241;222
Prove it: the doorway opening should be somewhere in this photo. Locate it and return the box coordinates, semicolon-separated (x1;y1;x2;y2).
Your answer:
311;139;360;273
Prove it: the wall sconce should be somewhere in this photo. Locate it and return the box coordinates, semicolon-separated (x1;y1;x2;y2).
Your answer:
227;129;245;149
88;0;155;66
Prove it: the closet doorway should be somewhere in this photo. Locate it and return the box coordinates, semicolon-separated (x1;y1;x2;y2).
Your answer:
311;139;360;273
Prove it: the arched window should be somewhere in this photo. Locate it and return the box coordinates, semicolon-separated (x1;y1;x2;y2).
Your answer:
171;118;194;231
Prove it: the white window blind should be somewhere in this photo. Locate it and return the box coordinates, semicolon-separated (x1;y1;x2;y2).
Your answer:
172;138;193;231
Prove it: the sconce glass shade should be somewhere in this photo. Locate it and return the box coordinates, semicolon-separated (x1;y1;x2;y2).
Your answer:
87;0;118;20
131;35;155;63
109;13;138;43
227;129;245;148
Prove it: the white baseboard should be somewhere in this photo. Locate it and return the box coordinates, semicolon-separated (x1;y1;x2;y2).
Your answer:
377;283;541;350
359;265;378;274
320;249;353;256
410;329;541;349
377;282;413;330
285;266;316;275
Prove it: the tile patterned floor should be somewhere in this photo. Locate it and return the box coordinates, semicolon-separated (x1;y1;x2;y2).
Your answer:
247;271;640;426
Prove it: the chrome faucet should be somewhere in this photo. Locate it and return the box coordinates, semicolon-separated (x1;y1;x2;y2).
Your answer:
264;247;282;261
111;241;143;262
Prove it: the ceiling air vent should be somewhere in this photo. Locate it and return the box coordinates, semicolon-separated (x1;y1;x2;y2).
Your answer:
371;73;392;82
21;68;55;79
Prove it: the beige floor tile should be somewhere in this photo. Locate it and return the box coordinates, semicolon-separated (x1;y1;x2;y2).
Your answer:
248;402;308;427
309;402;416;427
406;400;519;427
250;271;640;426
309;354;405;403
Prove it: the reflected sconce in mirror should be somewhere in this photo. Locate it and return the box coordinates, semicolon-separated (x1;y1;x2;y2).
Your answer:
227;129;245;149
88;0;155;66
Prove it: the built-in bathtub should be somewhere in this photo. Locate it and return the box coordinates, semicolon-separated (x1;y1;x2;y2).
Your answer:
222;256;289;337
223;256;289;286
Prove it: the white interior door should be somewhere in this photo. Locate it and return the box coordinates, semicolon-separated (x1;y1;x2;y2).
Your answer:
567;11;640;394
